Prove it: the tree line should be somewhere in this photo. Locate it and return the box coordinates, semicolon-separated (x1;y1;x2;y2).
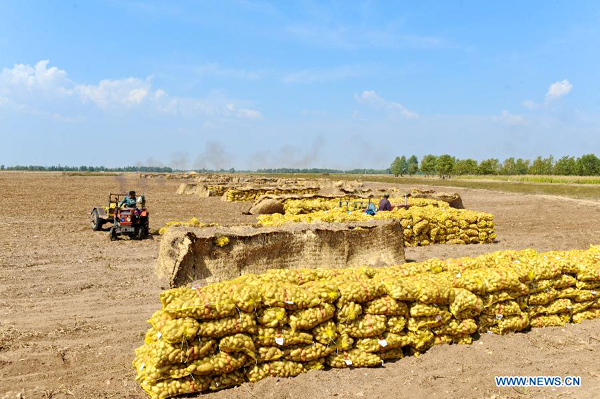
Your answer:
389;154;600;177
255;168;388;174
0;165;388;174
4;154;599;176
0;165;175;172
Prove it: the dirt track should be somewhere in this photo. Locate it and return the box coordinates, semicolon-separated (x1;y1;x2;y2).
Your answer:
1;172;599;399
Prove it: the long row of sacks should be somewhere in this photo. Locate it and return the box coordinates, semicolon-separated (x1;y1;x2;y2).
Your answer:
134;245;600;398
258;199;496;246
224;186;320;202
281;196;448;214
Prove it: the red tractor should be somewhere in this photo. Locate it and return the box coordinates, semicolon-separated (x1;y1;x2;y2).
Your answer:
91;193;149;241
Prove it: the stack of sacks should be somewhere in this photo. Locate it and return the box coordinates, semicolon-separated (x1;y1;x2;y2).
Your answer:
283;197;447;215
381;206;495;246
257;205;496;247
225;187;320;202
134;246;600;399
205;185;229;196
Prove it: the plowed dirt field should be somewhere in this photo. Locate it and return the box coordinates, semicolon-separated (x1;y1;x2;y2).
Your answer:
1;172;599;399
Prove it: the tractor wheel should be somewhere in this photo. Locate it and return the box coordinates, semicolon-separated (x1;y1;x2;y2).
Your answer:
91;210;103;231
109;227;118;241
136;225;148;240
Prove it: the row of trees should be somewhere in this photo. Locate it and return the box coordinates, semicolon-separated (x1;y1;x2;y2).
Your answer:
0;165;389;174
390;154;600;177
0;165;175;172
255;168;388;174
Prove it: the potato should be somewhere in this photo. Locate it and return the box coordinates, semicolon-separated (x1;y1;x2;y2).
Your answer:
246;361;305;382
257;307;287;327
289;303;335;330
253;327;313;347
338;314;387;338
327;349;382;368
355;332;411;353
335;302;362;323
197;312;256;338
312;320;339;345
283;342;335;362
219;333;256;358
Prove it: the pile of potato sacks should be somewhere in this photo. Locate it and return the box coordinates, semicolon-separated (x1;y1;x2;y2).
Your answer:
224;187;320;202
282;196;448;215
134;246;600;398
258;203;496;246
205;185;229;196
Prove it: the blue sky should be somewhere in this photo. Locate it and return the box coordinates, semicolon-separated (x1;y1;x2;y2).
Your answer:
1;1;599;169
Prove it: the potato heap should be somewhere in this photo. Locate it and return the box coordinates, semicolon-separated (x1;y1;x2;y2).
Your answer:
225;187;320;202
134;246;600;398
283;197;447;215
205;185;229;196
258;204;496;246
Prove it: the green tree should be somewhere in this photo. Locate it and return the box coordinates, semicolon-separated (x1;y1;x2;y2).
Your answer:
453;159;478;175
515;158;530;175
407;155;419;175
435;154;455;178
575;154;600;176
390;156;408;177
420;155;438;177
529;156;545;175
529;156;554;175
554;156;576;175
390;157;402;177
500;157;516;175
398;156;408;176
543;156;555;174
478;158;500;175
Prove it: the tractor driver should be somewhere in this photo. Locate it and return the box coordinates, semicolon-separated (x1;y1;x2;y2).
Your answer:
378;193;393;211
119;191;137;208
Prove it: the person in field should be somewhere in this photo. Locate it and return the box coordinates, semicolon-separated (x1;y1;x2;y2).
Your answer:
365;200;377;215
378;193;392;211
119;190;137;208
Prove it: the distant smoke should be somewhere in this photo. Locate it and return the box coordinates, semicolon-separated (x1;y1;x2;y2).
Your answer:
247;136;325;169
135;157;165;167
114;174;128;193
170;151;190;170
194;141;231;170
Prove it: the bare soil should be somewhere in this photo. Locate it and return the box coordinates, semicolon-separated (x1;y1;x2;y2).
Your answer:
1;172;599;399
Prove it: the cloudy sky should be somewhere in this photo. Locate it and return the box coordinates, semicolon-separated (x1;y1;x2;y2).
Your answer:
1;1;599;169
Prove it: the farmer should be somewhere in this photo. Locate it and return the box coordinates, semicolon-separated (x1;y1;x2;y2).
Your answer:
119;190;137;208
378;193;393;211
365;200;377;216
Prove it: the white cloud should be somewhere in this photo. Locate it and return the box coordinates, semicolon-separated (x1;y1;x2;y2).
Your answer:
355;90;418;119
222;102;263;119
0;60;69;92
237;108;263;119
493;110;527;126
75;77;155;108
545;79;572;102
0;60;262;120
522;79;573;109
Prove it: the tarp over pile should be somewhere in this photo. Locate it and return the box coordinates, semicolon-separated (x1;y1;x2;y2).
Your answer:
156;221;406;288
